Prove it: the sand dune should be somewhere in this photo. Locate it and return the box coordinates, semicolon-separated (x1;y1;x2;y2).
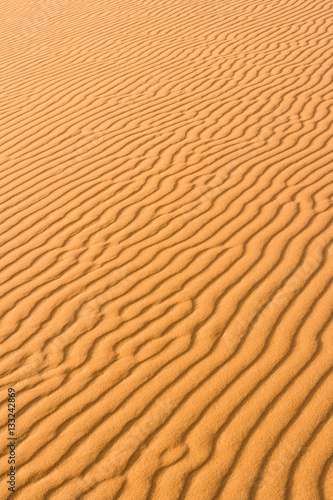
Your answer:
0;0;332;498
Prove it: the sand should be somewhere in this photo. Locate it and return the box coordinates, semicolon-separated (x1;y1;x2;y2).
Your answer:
0;0;332;498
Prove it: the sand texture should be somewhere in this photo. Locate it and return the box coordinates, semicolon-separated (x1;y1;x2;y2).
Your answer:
0;0;333;498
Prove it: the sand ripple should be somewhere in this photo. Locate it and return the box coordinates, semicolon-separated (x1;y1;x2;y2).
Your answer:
0;0;332;498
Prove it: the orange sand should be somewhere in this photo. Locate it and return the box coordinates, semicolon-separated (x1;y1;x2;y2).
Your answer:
0;0;333;498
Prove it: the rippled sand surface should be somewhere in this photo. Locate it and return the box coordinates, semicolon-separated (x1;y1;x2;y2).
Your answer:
0;0;333;498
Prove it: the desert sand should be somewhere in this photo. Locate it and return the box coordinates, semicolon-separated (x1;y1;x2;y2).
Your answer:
0;0;332;498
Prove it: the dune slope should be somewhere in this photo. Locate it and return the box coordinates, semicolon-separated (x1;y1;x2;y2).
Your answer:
0;0;333;498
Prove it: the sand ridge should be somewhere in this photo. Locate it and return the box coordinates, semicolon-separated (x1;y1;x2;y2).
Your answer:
0;0;333;498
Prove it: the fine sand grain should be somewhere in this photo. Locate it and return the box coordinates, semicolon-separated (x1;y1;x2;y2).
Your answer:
0;0;333;498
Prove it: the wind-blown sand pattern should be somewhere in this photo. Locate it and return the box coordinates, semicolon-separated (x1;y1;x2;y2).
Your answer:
0;0;333;498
